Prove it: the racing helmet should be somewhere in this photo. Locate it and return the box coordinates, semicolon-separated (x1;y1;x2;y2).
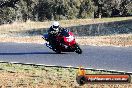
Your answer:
52;21;60;31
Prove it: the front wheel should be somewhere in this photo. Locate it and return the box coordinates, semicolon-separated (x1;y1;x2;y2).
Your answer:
74;44;82;54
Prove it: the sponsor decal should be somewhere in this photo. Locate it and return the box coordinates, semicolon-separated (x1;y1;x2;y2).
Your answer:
76;67;131;85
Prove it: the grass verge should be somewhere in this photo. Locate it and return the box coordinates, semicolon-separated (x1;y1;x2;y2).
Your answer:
0;17;132;47
0;17;132;34
0;62;131;88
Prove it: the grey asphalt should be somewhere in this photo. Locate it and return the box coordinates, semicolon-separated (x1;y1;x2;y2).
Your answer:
0;42;132;72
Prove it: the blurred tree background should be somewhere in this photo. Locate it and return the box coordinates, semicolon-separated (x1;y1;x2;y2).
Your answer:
0;0;132;24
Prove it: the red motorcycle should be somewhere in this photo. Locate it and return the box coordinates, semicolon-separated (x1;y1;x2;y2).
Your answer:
43;29;82;54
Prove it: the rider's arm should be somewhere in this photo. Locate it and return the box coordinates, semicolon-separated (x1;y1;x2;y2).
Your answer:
48;27;55;35
48;28;58;36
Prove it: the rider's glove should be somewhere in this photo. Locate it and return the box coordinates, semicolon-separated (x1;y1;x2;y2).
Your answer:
50;31;56;34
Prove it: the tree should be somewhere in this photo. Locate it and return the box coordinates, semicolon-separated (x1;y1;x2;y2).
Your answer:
126;1;132;16
0;7;16;24
79;0;94;18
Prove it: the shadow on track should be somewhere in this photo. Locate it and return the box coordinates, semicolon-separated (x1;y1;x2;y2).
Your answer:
0;52;66;55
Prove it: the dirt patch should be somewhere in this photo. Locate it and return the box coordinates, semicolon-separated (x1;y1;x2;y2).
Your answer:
0;36;44;44
76;34;132;47
0;34;132;47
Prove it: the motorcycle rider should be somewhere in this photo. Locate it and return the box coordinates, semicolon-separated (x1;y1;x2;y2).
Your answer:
47;21;66;50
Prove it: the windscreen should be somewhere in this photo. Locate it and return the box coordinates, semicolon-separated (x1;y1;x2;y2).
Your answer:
61;29;69;37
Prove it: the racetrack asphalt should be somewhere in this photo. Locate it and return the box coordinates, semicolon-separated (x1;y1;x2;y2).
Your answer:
0;42;132;72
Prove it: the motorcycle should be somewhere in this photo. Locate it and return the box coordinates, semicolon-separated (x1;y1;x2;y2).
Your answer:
42;29;82;54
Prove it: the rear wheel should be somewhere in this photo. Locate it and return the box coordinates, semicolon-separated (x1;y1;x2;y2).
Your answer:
50;42;61;54
74;44;82;54
54;49;61;54
52;46;61;54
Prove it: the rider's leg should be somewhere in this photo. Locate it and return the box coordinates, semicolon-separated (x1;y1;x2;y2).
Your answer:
49;35;57;49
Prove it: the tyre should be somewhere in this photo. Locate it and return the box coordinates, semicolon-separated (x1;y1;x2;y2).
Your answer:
74;44;82;54
53;48;61;54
